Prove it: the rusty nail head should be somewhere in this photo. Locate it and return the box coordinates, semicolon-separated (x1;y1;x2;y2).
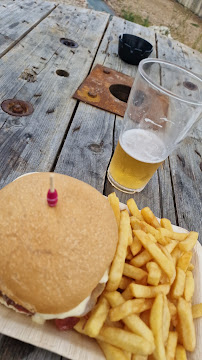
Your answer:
103;68;111;74
12;104;24;114
1;99;34;117
88;91;97;98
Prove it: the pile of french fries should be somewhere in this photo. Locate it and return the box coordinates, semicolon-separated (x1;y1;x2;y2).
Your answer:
74;193;202;360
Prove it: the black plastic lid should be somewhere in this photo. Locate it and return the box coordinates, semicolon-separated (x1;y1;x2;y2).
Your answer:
118;34;153;65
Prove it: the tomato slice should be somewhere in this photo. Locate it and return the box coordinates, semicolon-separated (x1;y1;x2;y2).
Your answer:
55;317;79;330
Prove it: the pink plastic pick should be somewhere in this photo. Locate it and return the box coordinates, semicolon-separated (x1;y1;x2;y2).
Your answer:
47;174;58;207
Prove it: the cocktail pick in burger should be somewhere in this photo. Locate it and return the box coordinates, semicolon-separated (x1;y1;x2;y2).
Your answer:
0;173;118;330
47;173;58;207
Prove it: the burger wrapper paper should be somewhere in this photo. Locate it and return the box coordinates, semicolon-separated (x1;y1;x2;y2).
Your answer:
0;202;201;360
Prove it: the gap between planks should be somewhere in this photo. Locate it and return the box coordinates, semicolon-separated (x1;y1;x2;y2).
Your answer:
0;3;58;60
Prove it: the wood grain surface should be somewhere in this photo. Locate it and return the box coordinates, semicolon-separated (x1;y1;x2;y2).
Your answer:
0;4;109;188
0;1;201;359
0;0;56;58
156;34;202;233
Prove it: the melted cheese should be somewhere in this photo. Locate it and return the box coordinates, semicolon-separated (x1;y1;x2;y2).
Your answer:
0;270;109;325
32;269;109;324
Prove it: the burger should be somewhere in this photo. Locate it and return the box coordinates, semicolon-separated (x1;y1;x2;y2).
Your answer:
0;172;118;330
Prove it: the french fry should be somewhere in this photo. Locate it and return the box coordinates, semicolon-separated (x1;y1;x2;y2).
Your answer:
168;301;177;327
119;276;132;290
131;218;161;241
150;293;166;360
108;192;120;227
175;345;187;360
76;317;154;356
130;250;152;268
104;317;123;329
146;262;161;286
132;355;148;360
187;263;194;271
162;294;170;344
156;235;170;246
184;270;194;302
75;195;199;360
158;228;188;241
107;210;130;291
192;303;202;319
130;217;142;230
141;207;160;229
123;263;147;281
122;285;134;301
171;267;186;299
165;331;178;360
130;236;142;256
147;233;158;243
124;315;154;346
128;226;133;246
109;299;153;321
160;218;173;232
130;283;170;298
124;351;132;360
127;198;143;221
178;231;198;252
126;247;133;260
134;230;175;281
84;297;110;337
140;309;150;327
105;291;154;345
74;317;88;335
136;276;148;286
160;245;175;268
105;291;124;307
164;240;178;253
98;327;155;356
177;297;196;351
97;340;129;360
171;247;181;266
177;252;192;272
159;272;169;285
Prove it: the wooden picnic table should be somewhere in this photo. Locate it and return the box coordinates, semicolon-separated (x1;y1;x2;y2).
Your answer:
0;0;201;359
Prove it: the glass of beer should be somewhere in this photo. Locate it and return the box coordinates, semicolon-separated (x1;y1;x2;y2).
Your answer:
107;59;202;193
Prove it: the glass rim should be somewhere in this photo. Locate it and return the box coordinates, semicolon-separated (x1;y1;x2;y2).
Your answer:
139;58;202;106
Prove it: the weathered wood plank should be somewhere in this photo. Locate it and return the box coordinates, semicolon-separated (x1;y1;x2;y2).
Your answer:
95;18;164;217
55;103;115;192
55;17;176;219
0;0;57;58
0;5;109;189
177;0;202;17
0;334;62;360
56;17;170;218
156;34;202;235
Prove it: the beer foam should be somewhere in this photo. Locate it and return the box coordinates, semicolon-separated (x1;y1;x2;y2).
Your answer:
120;129;168;163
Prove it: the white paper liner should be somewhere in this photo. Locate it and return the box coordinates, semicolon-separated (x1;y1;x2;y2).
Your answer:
0;201;201;360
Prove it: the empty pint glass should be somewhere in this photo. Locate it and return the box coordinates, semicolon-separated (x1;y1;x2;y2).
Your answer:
107;59;202;193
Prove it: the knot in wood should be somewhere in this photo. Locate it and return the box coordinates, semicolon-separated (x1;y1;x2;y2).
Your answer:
88;141;104;153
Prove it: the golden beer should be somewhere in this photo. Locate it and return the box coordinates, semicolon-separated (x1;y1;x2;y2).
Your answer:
108;129;166;192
